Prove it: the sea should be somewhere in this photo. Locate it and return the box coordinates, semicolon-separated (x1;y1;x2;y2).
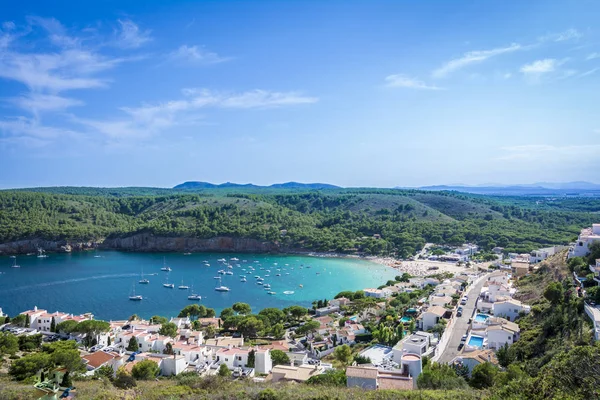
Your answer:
0;251;397;321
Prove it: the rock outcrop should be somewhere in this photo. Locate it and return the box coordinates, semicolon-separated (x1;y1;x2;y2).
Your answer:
0;239;97;255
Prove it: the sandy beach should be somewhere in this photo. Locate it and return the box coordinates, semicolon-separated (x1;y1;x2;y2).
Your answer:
365;257;473;277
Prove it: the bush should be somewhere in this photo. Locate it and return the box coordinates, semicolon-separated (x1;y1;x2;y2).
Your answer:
258;388;281;400
218;363;231;377
131;360;160;380
112;368;136;389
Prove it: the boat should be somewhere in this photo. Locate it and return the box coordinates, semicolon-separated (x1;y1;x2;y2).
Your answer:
230;257;239;261
213;276;221;279
265;274;270;277
160;258;171;271
257;277;264;282
263;284;271;289
163;275;174;288
283;291;295;295
187;285;201;300
129;284;143;301
218;269;226;275
316;272;320;275
214;277;230;292
225;271;233;275
227;265;233;269
178;279;189;290
268;291;276;295
183;252;192;255
299;284;303;288
286;273;290;275
11;258;20;268
257;281;263;285
217;258;226;262
139;269;150;284
276;273;281;277
202;260;209;264
240;276;247;282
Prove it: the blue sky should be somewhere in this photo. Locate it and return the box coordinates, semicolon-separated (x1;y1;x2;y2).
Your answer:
1;0;599;188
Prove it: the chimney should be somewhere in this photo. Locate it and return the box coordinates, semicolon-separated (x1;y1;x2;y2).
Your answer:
34;306;38;311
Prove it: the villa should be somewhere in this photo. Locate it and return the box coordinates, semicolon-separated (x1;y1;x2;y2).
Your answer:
270;364;324;383
492;299;531;321
569;224;600;258
452;349;498;375
20;306;93;332
418;306;449;331
486;319;520;350
346;352;421;390
363;288;392;299
392;331;434;361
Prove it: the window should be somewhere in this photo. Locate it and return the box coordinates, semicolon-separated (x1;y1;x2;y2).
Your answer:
238;356;242;361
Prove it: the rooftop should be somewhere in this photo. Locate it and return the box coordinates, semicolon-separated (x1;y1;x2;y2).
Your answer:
425;306;447;317
346;366;378;379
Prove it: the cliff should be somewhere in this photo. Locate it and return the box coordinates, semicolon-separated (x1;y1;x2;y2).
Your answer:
0;234;283;255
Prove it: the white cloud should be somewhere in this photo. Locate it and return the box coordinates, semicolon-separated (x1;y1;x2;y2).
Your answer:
432;43;521;78
586;52;600;60
27;16;80;48
384;74;443;90
2;21;16;31
9;94;84;112
539;28;582;43
520;59;560;74
167;45;230;65
0;116;79;140
114;19;152;49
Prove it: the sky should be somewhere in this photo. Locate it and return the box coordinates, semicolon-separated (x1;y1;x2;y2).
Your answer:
1;0;599;188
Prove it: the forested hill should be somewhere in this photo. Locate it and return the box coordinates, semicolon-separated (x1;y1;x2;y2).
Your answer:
0;188;598;256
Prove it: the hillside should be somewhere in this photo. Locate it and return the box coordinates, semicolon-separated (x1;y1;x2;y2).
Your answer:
174;181;340;190
0;188;597;256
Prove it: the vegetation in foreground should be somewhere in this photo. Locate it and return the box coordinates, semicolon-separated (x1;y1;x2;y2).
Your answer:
1;188;599;256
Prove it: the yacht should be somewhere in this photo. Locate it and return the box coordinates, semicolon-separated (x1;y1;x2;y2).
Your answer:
256;281;263;285
139;269;150;284
214;277;230;292
230;257;239;261
225;271;233;275
202;260;209;264
11;258;20;268
160;258;171;271
213;276;221;279
163;275;174;288
240;276;247;282
268;291;276;295
129;284;143;301
276;273;281;277
227;265;233;269
263;284;271;289
217;258;226;263
187;285;201;300
183;252;192;255
178;280;189;290
218;269;226;275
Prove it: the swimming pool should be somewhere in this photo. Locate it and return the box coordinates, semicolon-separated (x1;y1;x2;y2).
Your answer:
400;316;412;323
474;314;490;323
468;335;484;348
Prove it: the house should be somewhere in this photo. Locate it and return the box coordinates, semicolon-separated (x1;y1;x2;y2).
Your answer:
129;353;187;376
216;347;250;369
315;305;340;317
428;295;453;308
419;306;449;331
82;351;120;372
492;247;504;255
492;299;531;321
589;259;600;286
392;332;433;362
452;349;498;375
511;262;530;278
196;318;221;329
487;270;511;285
205;336;244;347
363;288;392;299
530;246;565;263
20;307;94;333
486;319;520;349
270;364;324;383
330;297;351;307
169;317;191;329
254;348;273;374
569;224;600;258
347;354;421;390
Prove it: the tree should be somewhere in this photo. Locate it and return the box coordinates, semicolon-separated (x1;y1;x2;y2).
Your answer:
94;365;114;380
52;349;85;373
178;304;207;320
295;320;320;336
150;315;168;325
0;332;19;355
113;367;137;389
131;359;160;380
544;282;564;305
74;320;110;347
238;316;264;338
218;363;231;377
11;314;27;327
417;362;468;390
25;315;30;328
126;337;139;352
50;317;56;333
9;352;52;381
496;343;516;368
19;334;42;351
333;344;353;366
61;371;72;387
220;308;235;320
259;308;285;326
205;308;216;318
232;302;252;315
128;314;140;322
56;320;79;334
470;362;498;389
42;340;78;354
247;349;256;368
203;325;217;339
306;369;347;386
284;305;308;321
270;323;285;339
158;322;178;338
164;342;174;355
270;350;290;366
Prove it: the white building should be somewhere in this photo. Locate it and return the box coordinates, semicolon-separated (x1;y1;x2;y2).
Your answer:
530;246;565;263
569;224;600;258
492;299;531;321
419;306;448;331
392;332;433;362
486;320;520;350
589;259;600;286
20;307;93;332
363;288;392;299
452;349;498;375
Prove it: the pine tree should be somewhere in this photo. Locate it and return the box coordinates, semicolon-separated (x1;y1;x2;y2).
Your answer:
107;337;111;346
50;317;56;333
25;315;30;328
127;337;139;352
61;371;72;388
247;349;256;368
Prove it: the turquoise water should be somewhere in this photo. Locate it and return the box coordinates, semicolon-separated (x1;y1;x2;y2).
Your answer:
400;316;412;323
474;314;490;323
0;252;396;321
468;335;484;348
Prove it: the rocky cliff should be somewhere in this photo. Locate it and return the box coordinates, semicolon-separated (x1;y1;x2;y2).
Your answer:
0;234;283;255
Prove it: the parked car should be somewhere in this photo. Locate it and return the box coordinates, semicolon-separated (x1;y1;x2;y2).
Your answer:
460;334;468;344
457;309;463;317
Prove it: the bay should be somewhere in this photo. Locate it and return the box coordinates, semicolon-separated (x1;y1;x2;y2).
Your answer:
0;251;396;320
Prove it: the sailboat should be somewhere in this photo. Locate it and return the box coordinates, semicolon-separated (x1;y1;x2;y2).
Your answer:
187;284;201;300
11;257;20;268
160;257;172;271
178;279;189;290
37;248;48;258
129;284;143;301
163;274;174;288
214;277;230;292
139;269;149;284
240;276;247;282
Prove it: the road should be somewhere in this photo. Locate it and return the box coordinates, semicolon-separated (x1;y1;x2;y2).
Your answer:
438;273;489;363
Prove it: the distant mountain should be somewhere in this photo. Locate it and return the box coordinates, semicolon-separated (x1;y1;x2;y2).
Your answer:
410;182;600;196
173;181;340;190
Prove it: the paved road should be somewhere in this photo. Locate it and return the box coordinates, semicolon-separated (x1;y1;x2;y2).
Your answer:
438;274;489;363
